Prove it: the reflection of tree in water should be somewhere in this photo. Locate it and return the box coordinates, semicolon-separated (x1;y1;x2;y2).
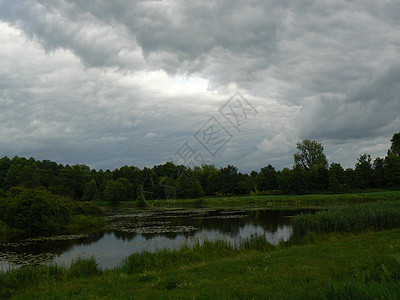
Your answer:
163;210;293;236
1;208;318;269
141;231;196;240
107;209;315;239
101;208;318;242
112;230;137;241
111;227;197;241
0;231;105;256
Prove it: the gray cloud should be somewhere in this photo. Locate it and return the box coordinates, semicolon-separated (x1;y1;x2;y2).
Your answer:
0;0;399;171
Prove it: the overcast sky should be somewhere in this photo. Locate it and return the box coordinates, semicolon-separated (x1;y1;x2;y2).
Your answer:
0;0;399;172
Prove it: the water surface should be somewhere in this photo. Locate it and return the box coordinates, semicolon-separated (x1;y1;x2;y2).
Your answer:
0;208;311;270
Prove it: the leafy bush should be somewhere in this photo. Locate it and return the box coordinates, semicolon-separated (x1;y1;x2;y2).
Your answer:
0;189;73;232
68;201;104;216
291;201;400;239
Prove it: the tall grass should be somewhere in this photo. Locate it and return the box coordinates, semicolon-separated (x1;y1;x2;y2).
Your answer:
291;200;400;239
305;252;400;299
121;235;274;274
0;257;102;298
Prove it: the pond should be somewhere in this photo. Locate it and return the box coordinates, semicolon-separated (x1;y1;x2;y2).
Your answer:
0;208;312;271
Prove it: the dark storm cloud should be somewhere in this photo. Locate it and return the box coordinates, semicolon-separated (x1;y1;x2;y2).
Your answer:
0;0;399;170
298;63;400;141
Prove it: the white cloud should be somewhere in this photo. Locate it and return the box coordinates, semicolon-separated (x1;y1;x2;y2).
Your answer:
0;1;399;172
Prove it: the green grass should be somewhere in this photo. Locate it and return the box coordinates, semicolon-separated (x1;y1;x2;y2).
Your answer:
0;257;102;299
291;200;400;239
94;190;400;209
120;235;274;275
2;229;400;299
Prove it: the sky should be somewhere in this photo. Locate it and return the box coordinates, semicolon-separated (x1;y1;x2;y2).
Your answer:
0;0;399;172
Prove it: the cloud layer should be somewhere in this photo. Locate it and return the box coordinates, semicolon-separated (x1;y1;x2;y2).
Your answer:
0;0;399;171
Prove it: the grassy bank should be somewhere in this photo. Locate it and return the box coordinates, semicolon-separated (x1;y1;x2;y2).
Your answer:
94;190;400;209
2;229;400;299
291;200;400;239
3;193;400;298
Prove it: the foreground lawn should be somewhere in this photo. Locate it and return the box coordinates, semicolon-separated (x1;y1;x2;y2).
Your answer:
7;228;400;299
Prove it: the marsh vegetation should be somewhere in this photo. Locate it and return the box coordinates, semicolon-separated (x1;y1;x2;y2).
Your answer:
1;204;399;299
1;207;309;270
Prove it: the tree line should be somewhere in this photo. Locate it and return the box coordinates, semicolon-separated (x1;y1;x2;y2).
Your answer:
0;132;399;203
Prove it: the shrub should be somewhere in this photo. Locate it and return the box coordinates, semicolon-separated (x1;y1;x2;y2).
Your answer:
0;189;72;232
68;201;104;216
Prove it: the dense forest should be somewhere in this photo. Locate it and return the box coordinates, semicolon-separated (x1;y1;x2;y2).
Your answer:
0;132;399;203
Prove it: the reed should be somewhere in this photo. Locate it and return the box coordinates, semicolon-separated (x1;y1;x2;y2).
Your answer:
291;200;400;239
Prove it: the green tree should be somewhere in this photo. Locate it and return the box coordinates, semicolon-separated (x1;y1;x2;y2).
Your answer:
235;173;252;195
328;163;345;192
354;154;372;189
103;178;134;205
3;162;22;189
152;162;180;179
294;139;328;170
194;164;219;196
307;165;329;191
256;164;278;191
217;165;239;195
112;165;142;197
384;154;400;188
344;168;356;189
82;179;98;201
289;166;307;194
19;165;34;188
135;185;147;207
372;157;385;188
388;132;400;157
176;170;205;199
277;168;290;192
249;171;258;193
140;168;160;200
0;156;11;188
278;167;306;194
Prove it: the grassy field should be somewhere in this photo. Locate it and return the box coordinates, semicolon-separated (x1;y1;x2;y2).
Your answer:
2;229;400;299
94;190;400;209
